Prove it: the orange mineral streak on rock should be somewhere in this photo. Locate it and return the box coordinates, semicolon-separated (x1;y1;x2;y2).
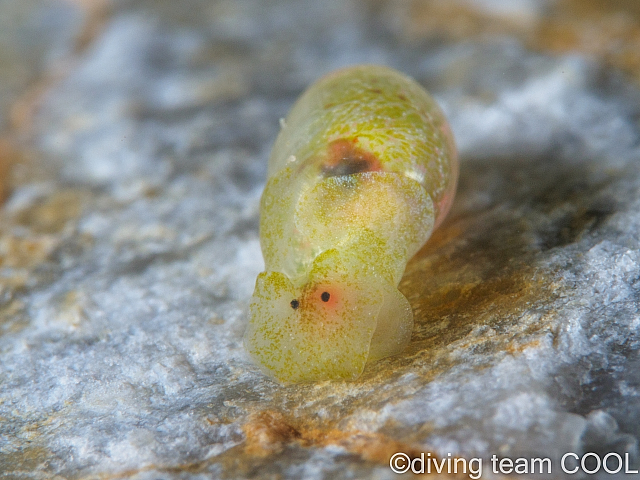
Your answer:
232;410;474;479
12;189;84;235
63;0;113;54
535;0;640;84
403;0;535;42
241;410;424;464
0;189;92;334
0;138;14;205
242;411;302;457
398;211;557;378
71;411;443;478
0;299;28;336
403;0;640;84
0;0;113;210
9;0;112;134
90;410;466;479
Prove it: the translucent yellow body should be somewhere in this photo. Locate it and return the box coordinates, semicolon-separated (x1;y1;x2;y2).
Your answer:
244;65;458;383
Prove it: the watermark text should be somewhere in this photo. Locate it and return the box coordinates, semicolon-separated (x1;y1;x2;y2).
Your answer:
389;452;638;477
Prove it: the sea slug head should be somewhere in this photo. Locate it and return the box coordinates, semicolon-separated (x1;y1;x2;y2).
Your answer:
243;248;386;383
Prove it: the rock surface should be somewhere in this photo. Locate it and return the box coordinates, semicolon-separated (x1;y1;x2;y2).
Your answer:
1;0;640;479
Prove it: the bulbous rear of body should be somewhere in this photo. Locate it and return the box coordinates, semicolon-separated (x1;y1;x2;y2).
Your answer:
244;65;458;383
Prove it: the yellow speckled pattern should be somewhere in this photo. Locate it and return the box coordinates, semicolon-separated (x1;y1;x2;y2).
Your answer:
244;65;458;383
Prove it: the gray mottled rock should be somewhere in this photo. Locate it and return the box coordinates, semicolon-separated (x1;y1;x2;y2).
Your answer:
2;0;640;479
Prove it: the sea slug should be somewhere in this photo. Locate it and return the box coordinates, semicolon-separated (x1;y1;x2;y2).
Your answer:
244;65;458;383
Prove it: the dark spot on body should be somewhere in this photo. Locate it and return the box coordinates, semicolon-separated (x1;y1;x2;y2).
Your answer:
321;292;330;302
324;158;374;176
398;93;408;102
290;299;299;309
321;138;383;177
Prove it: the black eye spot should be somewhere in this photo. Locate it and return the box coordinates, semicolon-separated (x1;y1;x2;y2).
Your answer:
321;292;330;302
290;299;299;310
